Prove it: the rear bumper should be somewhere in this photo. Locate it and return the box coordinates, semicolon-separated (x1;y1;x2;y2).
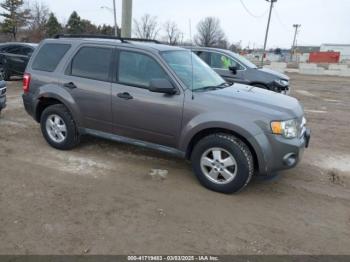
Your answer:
22;93;36;119
251;128;311;176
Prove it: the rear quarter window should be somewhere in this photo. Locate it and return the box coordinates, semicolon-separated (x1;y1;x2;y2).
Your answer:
32;43;71;72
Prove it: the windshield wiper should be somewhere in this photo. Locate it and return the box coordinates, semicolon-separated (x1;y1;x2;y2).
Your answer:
195;82;230;92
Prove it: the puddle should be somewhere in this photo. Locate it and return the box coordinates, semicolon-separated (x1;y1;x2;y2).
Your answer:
309;153;350;173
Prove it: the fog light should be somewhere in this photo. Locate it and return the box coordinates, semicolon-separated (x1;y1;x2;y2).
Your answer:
283;153;297;167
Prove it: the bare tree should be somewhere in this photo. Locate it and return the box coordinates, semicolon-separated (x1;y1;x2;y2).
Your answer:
27;1;50;41
195;17;226;47
164;21;182;45
133;14;160;39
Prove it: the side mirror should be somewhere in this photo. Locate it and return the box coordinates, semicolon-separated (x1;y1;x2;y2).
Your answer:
229;66;238;75
149;79;176;95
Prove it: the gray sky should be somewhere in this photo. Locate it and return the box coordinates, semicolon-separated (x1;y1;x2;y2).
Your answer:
31;0;350;48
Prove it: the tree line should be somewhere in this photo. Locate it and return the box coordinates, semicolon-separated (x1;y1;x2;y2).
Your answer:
0;0;241;51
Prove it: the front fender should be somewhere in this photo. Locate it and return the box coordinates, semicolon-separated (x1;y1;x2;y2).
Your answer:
178;112;263;151
34;83;81;126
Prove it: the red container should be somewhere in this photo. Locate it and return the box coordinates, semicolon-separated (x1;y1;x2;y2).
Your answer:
309;52;340;63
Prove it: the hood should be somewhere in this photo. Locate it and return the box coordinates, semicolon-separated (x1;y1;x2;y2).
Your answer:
200;84;303;119
258;68;289;80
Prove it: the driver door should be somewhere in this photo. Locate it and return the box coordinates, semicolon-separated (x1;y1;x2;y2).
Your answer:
111;49;184;148
208;52;248;85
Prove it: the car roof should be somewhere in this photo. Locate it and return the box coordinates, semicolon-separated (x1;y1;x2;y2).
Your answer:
43;37;186;53
184;46;234;55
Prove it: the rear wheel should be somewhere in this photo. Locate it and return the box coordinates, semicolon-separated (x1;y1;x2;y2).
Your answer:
0;65;10;81
40;104;80;150
191;134;254;194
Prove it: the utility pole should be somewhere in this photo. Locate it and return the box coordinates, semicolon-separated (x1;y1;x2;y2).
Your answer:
261;0;277;67
113;0;118;36
290;24;301;61
121;0;133;38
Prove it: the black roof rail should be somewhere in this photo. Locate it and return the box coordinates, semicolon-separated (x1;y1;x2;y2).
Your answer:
53;34;161;44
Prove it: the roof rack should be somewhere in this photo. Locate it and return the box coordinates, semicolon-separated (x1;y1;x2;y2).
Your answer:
53;34;161;44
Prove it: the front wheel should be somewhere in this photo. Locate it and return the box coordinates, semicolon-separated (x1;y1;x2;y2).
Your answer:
191;134;254;194
40;104;80;150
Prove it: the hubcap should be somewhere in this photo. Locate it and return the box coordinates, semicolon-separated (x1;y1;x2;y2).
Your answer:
200;147;238;185
45;114;67;143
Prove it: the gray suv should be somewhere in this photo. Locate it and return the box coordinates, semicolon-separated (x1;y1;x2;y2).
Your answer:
22;35;310;193
189;47;290;94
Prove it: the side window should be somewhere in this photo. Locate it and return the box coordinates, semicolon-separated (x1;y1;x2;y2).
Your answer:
196;51;210;64
118;51;169;88
71;46;113;82
5;45;22;54
210;53;243;70
20;47;33;56
32;43;71;72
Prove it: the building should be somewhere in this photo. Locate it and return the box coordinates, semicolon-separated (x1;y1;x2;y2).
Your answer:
321;44;350;62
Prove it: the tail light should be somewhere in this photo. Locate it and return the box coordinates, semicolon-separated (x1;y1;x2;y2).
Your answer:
23;73;31;93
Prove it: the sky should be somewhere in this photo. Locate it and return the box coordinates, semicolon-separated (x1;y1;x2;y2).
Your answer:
18;0;350;48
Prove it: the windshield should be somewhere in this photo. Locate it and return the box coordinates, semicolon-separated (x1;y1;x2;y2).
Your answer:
231;52;258;69
161;50;225;91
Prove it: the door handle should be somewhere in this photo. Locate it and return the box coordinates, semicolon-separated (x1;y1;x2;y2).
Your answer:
117;92;133;100
64;82;77;89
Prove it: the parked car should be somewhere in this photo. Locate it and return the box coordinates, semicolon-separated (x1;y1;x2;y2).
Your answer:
0;80;6;114
187;47;290;94
0;42;38;80
22;35;310;193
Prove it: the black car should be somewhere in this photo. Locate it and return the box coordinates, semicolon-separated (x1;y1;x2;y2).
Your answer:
0;80;6;114
188;47;290;94
0;43;38;80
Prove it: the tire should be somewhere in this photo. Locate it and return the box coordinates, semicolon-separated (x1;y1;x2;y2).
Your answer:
0;65;10;81
0;64;11;81
40;104;80;150
191;133;254;194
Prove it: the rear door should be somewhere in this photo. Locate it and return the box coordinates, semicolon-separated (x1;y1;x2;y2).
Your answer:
60;45;114;133
111;49;184;148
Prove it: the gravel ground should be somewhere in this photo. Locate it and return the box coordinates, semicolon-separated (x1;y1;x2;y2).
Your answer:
0;74;349;255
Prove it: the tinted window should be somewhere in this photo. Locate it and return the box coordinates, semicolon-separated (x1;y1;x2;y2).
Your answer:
210;53;244;70
118;51;169;88
71;47;112;82
21;47;33;56
5;45;22;54
32;43;71;72
196;51;210;63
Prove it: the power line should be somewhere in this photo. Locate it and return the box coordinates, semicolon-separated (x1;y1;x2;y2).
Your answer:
239;0;268;18
273;8;292;33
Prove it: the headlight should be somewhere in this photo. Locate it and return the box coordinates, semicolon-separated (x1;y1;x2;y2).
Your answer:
275;79;289;87
271;119;298;139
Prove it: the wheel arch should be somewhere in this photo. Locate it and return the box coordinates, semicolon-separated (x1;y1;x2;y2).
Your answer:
185;127;260;173
35;93;80;126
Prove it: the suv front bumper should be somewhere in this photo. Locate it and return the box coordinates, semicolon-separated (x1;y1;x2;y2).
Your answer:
252;127;311;176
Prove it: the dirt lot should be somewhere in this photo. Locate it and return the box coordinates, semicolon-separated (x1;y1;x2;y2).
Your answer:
0;74;349;255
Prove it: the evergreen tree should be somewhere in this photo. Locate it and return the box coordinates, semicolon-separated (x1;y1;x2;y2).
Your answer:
0;0;30;40
66;11;83;34
46;12;62;37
